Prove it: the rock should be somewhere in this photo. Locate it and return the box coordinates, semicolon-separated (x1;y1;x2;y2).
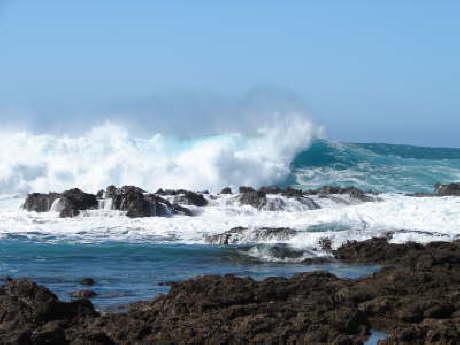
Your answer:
79;278;95;286
204;226;297;245
0;279;97;343
219;187;233;194
1;239;460;344
240;190;267;209
106;186;192;218
23;193;61;212
58;188;98;218
435;182;460;196
239;186;255;194
70;290;97;298
304;186;379;202
154;188;208;207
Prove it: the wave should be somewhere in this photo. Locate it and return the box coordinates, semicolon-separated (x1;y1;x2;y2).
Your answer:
0;114;321;194
1;116;459;195
291;140;460;193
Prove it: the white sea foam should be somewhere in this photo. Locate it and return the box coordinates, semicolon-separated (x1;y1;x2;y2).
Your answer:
0;114;321;195
0;194;458;261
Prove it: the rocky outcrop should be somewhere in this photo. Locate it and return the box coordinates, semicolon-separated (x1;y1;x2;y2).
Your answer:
57;188;98;217
23;188;97;217
435;182;460;196
0;279;97;344
1;239;460;344
23;193;61;212
106;186;192;218
239;190;267;209
204;226;297;245
156;188;208;206
219;187;232;194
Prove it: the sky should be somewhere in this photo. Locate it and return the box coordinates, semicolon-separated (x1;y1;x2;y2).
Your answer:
0;1;459;146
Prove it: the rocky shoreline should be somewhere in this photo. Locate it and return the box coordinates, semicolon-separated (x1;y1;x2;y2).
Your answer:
22;182;460;219
1;238;459;345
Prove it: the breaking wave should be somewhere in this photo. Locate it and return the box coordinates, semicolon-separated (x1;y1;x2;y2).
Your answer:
0;114;459;195
0;114;321;194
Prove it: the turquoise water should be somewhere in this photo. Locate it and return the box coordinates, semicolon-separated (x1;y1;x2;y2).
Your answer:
291;140;460;193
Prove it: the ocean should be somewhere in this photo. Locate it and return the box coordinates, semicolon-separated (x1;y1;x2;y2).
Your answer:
0;121;459;315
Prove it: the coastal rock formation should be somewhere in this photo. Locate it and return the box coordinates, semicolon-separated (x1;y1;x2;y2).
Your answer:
23;192;61;212
0;279;97;344
106;186;193;218
204;226;297;245
57;188;98;217
156;188;208;206
219;186;232;194
435;182;460;196
1;239;459;344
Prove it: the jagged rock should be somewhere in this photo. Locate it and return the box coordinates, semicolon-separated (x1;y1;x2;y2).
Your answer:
23;193;61;212
57;188;98;217
1;239;460;344
105;186;192;218
239;186;255;194
435;182;460;196
204;226;297;244
0;279;97;344
304;186;378;202
219;187;233;194
240;190;267;209
155;188;208;206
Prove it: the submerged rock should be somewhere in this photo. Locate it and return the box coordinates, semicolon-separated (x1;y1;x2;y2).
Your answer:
204;226;297;244
79;278;95;286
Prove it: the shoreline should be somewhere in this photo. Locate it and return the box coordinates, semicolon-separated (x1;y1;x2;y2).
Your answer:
1;238;459;344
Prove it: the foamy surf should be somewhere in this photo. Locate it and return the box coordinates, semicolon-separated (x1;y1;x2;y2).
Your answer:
1;192;458;263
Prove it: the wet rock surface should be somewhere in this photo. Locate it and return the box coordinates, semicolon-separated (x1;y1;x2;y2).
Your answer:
2;238;459;344
204;226;297;245
435;182;460;196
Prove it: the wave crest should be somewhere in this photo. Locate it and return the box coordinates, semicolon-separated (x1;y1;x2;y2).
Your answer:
0;114;321;194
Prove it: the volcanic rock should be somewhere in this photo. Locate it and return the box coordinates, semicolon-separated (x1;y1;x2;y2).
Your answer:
435;182;460;196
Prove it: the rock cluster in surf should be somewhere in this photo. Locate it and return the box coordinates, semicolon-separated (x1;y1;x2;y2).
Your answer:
22;184;383;218
1;238;459;345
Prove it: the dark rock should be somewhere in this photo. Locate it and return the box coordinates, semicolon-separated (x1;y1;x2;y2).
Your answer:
240;190;267;209
239;186;255;194
2;239;460;345
79;278;95;286
258;186;282;194
304;185;379;202
106;186;192;218
23;193;61;212
204;226;297;245
219;187;233;194
435;182;460;196
58;188;98;218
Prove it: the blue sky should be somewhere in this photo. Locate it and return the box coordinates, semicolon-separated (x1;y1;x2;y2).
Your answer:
1;1;459;146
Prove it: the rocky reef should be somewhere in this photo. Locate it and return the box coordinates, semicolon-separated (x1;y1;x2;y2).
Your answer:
1;238;459;345
22;184;384;218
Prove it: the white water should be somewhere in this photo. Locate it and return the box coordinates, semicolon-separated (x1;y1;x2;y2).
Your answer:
0;115;321;195
1;193;459;262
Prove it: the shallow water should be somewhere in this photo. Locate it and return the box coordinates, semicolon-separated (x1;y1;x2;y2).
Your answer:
0;240;380;309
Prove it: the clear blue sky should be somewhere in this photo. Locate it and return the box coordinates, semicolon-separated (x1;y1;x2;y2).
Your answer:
1;1;459;146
